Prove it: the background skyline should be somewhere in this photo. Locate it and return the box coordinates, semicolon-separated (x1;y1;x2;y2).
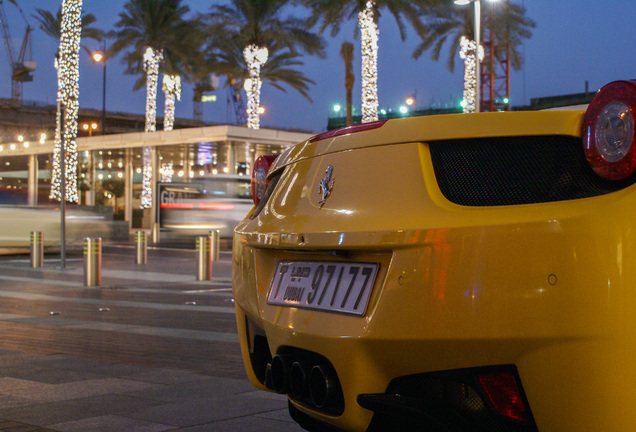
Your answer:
0;0;634;133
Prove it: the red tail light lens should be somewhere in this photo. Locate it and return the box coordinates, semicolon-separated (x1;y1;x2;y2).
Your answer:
478;372;529;423
583;80;636;180
251;155;278;205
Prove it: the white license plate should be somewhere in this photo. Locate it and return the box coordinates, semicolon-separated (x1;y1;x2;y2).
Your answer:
267;261;379;316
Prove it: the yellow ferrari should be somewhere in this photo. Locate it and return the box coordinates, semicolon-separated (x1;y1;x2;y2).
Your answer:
233;80;636;432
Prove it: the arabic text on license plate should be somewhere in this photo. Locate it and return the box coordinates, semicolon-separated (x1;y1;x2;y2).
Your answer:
267;261;379;316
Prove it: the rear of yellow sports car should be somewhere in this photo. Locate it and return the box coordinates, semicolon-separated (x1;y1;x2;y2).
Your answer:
233;81;636;432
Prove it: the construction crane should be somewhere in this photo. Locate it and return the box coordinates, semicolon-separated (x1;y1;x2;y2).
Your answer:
0;0;36;103
228;78;247;126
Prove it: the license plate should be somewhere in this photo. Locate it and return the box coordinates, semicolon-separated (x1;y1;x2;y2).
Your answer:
267;261;379;316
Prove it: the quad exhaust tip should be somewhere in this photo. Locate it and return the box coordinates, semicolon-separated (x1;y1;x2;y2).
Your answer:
266;353;344;414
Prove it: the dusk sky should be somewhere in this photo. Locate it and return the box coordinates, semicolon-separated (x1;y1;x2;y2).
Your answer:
1;0;635;133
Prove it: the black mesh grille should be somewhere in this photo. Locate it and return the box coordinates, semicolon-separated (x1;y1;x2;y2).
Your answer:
429;135;635;206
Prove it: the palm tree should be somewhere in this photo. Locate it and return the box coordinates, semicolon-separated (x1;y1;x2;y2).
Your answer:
207;0;326;129
110;0;199;132
340;41;354;126
303;0;432;123
413;1;535;112
109;0;199;209
33;6;104;203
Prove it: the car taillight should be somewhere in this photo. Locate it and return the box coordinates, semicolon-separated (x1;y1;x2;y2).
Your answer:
583;80;636;180
478;372;529;423
251;155;278;205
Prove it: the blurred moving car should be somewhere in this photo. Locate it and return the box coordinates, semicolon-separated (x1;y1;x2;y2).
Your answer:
0;205;127;248
158;174;252;238
232;80;636;432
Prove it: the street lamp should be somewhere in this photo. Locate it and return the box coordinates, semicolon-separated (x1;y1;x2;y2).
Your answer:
454;0;481;112
82;122;98;137
91;45;107;134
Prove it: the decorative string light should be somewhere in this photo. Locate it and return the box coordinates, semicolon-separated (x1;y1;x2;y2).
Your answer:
459;36;484;114
243;44;268;129
162;74;181;131
160;162;173;183
143;47;163;133
358;1;379;123
140;146;153;208
50;0;82;203
140;47;163;209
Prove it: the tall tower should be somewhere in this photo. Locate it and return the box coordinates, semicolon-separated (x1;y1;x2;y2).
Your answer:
480;0;510;112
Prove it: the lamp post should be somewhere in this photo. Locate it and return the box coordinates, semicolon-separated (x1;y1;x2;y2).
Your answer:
91;45;107;134
454;0;481;113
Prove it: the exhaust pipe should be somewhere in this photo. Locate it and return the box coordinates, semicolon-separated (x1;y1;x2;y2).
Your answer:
309;363;340;409
263;363;274;390
270;354;293;394
289;361;312;399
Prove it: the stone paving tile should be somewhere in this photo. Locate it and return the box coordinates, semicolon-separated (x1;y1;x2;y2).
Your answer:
1;368;104;385
50;414;177;432
177;414;304;432
124;369;205;386
24;358;148;378
124;394;289;428
0;419;58;431
124;376;254;404
0;394;168;427
0;377;163;403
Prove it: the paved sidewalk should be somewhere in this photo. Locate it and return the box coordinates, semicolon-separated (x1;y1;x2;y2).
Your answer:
0;244;303;432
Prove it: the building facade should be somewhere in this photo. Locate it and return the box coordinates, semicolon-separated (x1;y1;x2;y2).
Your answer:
0;124;311;230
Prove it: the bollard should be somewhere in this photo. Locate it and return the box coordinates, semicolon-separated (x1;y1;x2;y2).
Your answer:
209;230;220;262
152;222;160;244
30;231;43;268
84;237;102;287
135;231;147;264
196;235;212;281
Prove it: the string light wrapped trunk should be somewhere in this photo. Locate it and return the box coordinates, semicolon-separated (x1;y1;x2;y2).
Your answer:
358;0;379;123
141;47;163;209
50;0;82;203
243;44;268;129
459;36;484;113
162;74;181;131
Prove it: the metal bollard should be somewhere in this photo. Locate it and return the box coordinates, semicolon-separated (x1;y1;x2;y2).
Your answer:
84;237;102;287
135;231;147;264
196;235;212;281
209;230;220;262
152;222;160;243
30;231;43;268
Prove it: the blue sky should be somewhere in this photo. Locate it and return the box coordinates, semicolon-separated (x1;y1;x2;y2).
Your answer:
1;0;635;132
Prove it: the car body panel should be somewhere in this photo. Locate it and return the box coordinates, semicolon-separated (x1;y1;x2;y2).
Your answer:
233;110;636;431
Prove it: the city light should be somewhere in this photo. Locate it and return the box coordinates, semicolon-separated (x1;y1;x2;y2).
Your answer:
333;104;341;113
405;97;415;106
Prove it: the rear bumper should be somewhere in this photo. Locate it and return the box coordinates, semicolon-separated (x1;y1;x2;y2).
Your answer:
233;184;636;431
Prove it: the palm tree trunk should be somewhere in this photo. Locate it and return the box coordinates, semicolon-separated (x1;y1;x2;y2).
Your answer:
163;74;181;131
358;1;379;123
141;47;163;209
52;0;82;203
459;36;483;114
143;47;163;133
243;44;268;129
